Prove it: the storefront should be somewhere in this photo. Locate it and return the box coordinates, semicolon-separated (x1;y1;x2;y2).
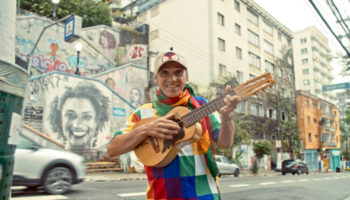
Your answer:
330;149;341;171
304;149;318;170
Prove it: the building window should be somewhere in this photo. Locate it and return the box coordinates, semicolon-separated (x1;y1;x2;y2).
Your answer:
263;21;273;35
307;116;310;124
234;0;240;12
150;29;159;41
236;100;246;113
302;58;308;65
290;91;293;98
249;52;260;69
219;64;227;76
280;69;284;77
306;100;309;108
278;32;282;41
251;103;262;116
264;40;273;54
308;133;311;142
303;69;309;75
218;38;225;51
235;23;241;35
288;74;293;82
217;13;225;26
237;71;243;83
304;79;310;86
249;74;256;80
301;48;308;55
313;101;316;107
236;47;242;59
268;108;275;118
247;9;258;25
301;38;307;44
248;30;259;46
281;111;286;121
281;89;285;98
151;6;159;18
265;61;274;74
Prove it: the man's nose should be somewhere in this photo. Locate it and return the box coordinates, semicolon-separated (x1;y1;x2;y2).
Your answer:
168;74;177;81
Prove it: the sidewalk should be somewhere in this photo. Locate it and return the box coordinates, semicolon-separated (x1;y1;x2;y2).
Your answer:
84;169;347;182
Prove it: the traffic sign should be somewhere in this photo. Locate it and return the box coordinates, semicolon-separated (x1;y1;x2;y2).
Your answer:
64;15;82;43
276;140;281;148
322;82;350;92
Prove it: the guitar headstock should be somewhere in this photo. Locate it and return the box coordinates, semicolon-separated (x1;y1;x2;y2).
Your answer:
233;73;275;98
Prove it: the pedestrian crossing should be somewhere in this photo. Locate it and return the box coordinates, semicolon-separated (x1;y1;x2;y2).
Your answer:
12;195;67;200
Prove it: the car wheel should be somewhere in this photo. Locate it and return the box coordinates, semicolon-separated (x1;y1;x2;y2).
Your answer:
306;169;309;175
292;173;295;175
234;169;240;177
218;173;222;178
43;167;73;195
282;172;286;175
26;186;39;190
297;169;301;175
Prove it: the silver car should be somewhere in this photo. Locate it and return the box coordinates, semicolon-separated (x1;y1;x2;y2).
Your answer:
215;155;240;177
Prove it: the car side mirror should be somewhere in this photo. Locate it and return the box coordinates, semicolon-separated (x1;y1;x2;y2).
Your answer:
31;146;40;151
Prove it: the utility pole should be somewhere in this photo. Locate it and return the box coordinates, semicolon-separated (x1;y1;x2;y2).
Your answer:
276;94;283;165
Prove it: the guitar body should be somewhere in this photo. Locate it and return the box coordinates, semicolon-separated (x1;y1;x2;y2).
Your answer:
133;106;202;167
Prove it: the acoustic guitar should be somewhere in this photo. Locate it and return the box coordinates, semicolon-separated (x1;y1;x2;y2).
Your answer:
133;73;275;167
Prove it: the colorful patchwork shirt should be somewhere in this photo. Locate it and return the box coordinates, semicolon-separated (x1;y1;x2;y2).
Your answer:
113;96;222;200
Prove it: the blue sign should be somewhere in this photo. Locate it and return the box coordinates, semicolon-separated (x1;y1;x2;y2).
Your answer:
113;108;126;117
64;17;75;41
322;82;350;92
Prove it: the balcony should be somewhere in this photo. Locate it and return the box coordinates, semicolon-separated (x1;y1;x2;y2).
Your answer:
313;51;321;58
323;126;336;132
323;142;338;147
312;40;320;51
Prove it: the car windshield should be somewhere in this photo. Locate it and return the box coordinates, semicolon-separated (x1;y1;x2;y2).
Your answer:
282;160;295;166
222;157;231;164
17;135;40;149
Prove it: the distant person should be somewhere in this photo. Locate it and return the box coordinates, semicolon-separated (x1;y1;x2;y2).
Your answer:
99;30;117;62
129;87;142;108
48;81;110;150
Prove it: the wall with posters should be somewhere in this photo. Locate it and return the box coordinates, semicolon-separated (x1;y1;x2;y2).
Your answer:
16;16;114;77
23;72;135;159
91;63;148;107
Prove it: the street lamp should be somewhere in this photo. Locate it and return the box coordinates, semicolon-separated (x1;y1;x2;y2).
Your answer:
52;0;59;21
75;42;82;76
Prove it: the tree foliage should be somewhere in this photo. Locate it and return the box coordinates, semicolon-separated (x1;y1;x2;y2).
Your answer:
20;0;112;27
340;110;350;160
253;141;272;160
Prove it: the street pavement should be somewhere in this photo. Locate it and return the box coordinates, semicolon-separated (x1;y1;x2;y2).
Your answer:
11;170;350;200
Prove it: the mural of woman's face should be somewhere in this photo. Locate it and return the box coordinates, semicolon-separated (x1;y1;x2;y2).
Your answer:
106;79;115;90
61;98;97;148
100;35;109;49
130;89;140;102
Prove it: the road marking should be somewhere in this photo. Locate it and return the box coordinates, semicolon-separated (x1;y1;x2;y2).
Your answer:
333;177;340;179
11;186;27;190
340;177;346;178
298;179;310;181
281;180;295;183
118;192;146;197
324;178;332;180
12;195;68;200
312;178;322;180
229;184;250;187
260;182;277;185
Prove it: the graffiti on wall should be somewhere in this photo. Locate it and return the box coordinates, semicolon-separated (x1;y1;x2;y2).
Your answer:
28;74;112;152
93;66;147;107
16;17;114;77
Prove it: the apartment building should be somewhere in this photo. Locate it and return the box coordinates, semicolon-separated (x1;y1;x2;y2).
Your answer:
121;0;294;87
293;26;336;103
336;91;350;119
296;90;341;171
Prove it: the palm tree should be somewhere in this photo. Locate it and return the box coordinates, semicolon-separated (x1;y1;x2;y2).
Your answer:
340;123;350;160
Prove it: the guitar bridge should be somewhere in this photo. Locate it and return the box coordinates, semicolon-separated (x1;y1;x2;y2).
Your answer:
148;136;160;153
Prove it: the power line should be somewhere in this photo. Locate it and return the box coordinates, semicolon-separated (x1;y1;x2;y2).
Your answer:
309;0;350;57
327;0;350;40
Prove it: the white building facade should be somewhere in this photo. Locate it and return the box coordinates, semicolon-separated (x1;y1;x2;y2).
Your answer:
292;26;336;103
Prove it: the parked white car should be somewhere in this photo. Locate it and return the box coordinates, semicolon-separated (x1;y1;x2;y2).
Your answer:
13;134;86;195
215;155;240;177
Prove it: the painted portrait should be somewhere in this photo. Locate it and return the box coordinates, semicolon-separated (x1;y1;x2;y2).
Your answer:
47;81;110;151
129;87;142;108
99;30;118;62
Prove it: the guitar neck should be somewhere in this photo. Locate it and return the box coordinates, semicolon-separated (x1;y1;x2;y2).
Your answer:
182;90;236;127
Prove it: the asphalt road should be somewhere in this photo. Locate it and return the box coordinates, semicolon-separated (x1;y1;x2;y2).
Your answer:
11;172;350;200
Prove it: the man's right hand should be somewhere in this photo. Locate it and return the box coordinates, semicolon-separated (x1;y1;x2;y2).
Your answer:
145;113;180;140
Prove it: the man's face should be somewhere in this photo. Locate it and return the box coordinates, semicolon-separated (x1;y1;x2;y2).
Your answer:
61;98;97;148
155;61;188;98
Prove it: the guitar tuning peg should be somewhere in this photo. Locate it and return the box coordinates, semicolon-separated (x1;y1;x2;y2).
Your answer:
262;88;266;92
269;84;274;88
255;92;259;96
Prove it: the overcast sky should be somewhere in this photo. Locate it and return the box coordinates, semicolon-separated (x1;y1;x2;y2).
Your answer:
254;0;349;86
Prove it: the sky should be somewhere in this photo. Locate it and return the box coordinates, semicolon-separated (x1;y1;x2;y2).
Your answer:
254;0;349;86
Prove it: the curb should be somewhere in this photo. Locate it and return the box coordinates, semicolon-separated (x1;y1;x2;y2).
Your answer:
84;177;148;182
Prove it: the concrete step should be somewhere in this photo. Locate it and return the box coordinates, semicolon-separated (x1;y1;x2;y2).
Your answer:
87;167;124;173
85;162;116;166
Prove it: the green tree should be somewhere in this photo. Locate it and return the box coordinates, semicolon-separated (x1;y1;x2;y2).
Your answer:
20;0;112;27
252;141;272;173
341;110;350;160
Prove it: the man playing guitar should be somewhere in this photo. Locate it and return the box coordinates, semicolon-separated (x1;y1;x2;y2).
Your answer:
108;51;241;200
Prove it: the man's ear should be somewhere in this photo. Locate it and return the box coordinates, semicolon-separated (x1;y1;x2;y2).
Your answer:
186;75;189;82
155;75;158;83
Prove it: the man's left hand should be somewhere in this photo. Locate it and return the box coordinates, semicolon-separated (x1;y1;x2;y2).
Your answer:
220;85;241;120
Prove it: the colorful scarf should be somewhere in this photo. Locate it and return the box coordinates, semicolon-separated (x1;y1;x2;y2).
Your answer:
154;84;219;178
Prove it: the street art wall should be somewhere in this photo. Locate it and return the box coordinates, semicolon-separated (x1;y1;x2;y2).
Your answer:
91;64;148;107
23;72;136;159
81;25;148;67
16;16;114;77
